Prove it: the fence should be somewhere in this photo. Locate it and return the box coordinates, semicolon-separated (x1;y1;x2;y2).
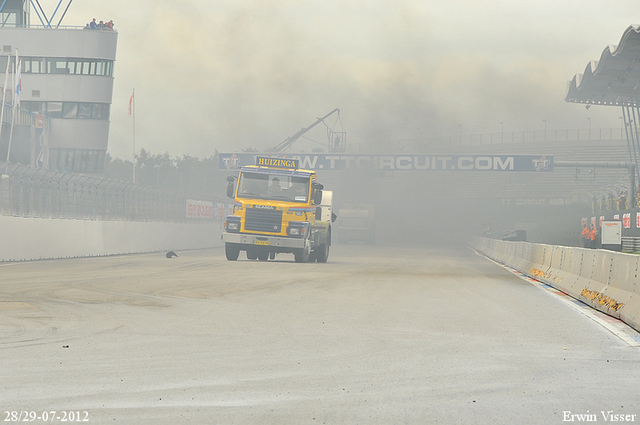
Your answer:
0;161;205;222
348;128;626;153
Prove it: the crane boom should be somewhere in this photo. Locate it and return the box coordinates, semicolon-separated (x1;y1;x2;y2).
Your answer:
269;108;340;153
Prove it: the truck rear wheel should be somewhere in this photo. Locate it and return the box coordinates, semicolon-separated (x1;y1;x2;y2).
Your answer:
225;243;240;261
315;243;330;263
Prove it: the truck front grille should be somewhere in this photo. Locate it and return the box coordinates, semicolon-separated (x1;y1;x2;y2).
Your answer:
245;208;283;233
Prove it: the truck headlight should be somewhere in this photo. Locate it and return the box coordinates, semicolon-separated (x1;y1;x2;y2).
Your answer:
225;216;241;232
287;222;309;237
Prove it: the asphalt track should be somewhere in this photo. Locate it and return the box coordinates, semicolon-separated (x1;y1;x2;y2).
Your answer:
1;244;640;424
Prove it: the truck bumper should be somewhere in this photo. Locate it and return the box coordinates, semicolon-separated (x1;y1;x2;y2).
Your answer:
222;232;306;249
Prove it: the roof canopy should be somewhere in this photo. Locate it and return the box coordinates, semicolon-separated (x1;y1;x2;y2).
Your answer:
566;24;640;107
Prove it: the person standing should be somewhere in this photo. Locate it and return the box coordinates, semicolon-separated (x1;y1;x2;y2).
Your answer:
588;224;597;249
581;223;590;248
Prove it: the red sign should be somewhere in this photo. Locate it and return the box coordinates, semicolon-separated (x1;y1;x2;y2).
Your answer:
216;203;224;219
186;199;214;218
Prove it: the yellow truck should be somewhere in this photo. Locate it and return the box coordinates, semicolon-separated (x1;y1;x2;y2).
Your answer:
338;204;375;244
222;156;334;262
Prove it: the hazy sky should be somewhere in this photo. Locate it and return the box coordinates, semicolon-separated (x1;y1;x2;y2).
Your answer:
58;0;639;159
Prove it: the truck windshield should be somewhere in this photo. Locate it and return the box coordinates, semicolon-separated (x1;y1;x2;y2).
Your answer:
237;173;310;203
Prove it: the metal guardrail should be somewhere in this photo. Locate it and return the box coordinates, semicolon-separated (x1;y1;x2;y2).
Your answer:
348;128;626;153
0;162;202;222
7;24;117;32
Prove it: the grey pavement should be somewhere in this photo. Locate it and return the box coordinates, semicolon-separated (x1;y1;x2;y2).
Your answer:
1;244;639;424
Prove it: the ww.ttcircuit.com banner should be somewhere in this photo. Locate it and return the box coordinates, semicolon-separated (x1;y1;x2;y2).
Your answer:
219;153;553;172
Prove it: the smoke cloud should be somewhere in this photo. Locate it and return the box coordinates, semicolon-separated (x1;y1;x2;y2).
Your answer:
64;0;636;159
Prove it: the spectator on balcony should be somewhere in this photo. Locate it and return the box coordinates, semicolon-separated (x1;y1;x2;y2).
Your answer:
89;18;97;29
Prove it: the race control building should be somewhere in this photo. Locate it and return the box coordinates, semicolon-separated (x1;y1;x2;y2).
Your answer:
0;0;117;173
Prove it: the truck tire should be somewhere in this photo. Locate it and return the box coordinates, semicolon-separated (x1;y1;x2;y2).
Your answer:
315;243;330;263
246;249;257;260
294;240;311;263
258;251;269;261
225;243;240;261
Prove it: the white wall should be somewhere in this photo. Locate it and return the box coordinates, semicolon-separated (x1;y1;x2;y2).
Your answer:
473;237;640;334
1;216;222;261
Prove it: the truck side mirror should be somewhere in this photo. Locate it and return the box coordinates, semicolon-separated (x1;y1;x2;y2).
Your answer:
227;182;235;198
312;183;324;204
226;175;236;198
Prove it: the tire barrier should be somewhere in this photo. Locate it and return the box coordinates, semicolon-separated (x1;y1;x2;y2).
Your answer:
622;236;640;252
472;237;640;333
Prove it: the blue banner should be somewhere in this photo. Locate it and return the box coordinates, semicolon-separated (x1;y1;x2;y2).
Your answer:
219;153;553;172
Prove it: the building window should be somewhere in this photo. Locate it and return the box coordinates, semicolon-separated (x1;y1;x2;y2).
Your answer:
78;103;92;119
19;57;114;77
0;12;17;26
50;148;105;174
92;104;106;120
22;101;110;121
62;103;78;118
49;59;69;74
46;102;63;118
24;101;44;114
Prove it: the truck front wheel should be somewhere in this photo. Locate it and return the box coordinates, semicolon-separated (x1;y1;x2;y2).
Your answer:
294;240;311;263
225;243;240;261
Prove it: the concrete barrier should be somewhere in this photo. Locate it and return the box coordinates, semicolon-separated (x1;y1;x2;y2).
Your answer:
472;237;640;333
0;216;222;262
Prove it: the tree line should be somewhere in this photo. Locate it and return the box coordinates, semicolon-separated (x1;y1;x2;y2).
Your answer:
103;149;227;201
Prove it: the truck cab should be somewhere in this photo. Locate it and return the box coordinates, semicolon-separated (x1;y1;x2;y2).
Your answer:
222;156;334;262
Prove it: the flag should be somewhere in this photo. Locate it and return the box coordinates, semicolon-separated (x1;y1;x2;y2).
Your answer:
15;51;21;107
128;90;134;116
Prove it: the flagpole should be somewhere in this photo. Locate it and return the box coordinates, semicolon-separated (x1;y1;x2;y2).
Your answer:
131;88;136;183
0;53;10;160
7;49;18;162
